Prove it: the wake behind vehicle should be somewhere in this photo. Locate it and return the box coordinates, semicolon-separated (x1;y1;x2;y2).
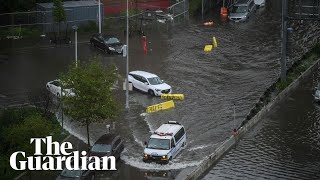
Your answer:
90;34;124;54
46;79;75;97
229;0;257;22
143;121;186;164
128;71;172;96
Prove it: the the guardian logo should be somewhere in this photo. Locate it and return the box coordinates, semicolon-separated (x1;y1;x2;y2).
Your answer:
10;136;116;171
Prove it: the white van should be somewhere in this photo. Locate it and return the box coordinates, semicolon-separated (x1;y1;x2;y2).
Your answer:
143;121;186;164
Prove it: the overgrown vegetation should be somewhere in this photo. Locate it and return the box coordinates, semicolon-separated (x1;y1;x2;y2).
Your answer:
276;43;320;91
0;107;67;179
241;43;320;126
189;0;203;16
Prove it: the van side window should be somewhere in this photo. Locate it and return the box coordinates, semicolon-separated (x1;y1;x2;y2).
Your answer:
171;138;175;148
174;128;185;143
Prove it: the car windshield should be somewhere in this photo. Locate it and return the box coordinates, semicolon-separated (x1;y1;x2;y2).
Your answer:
105;37;120;44
147;138;170;150
232;6;247;13
91;144;112;153
148;77;163;85
60;169;82;177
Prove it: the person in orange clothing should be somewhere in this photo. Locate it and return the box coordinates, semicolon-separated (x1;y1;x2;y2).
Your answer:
142;32;147;55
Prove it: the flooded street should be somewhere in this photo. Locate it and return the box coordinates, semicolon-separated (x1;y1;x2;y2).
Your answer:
1;0;320;179
202;66;320;180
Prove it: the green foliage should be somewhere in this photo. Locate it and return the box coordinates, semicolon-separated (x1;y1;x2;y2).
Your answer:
53;0;66;23
59;56;119;145
189;0;202;16
3;114;59;155
0;107;67;179
276;43;320;92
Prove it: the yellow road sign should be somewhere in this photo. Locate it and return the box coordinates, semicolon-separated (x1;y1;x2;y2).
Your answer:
161;94;184;101
146;100;175;113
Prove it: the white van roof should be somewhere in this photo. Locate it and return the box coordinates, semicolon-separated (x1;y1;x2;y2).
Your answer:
150;121;183;140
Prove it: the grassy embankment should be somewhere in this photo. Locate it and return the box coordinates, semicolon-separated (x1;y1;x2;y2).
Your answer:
243;43;320;124
0;107;68;179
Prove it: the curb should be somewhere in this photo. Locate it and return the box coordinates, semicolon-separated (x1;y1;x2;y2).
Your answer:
179;58;320;180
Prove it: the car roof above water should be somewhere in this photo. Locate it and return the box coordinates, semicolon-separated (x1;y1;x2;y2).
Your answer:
94;133;119;145
236;0;252;6
130;71;158;78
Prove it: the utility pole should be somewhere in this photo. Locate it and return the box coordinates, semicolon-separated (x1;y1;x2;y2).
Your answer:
72;25;78;67
98;0;101;34
233;104;236;129
125;0;130;110
202;0;204;21
281;0;288;81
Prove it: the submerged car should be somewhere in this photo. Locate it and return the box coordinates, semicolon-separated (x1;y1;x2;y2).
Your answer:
56;168;95;180
128;71;172;96
46;80;75;97
90;34;124;54
88;134;124;160
254;0;265;7
229;0;257;22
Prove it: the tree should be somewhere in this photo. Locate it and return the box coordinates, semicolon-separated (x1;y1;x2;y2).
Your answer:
53;0;66;38
59;57;119;149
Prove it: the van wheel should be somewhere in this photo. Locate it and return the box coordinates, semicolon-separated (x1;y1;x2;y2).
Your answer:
148;90;155;96
182;142;186;147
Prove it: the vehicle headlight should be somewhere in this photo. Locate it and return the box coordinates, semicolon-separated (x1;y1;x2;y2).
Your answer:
155;89;161;92
109;47;115;51
162;155;167;159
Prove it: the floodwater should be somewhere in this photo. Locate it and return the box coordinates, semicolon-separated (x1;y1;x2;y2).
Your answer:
1;0;320;179
202;66;320;180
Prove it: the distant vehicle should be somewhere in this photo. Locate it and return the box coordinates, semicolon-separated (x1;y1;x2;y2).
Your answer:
90;34;124;54
314;84;320;102
88;134;124;160
229;0;257;22
128;71;172;96
56;169;95;180
46;80;75;97
254;0;265;7
143;121;186;164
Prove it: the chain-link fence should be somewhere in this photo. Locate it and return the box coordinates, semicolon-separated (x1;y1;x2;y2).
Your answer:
167;0;189;25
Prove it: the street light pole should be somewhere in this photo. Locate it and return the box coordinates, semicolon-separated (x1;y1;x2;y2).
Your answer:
98;0;101;34
281;0;288;81
233;104;236;129
72;25;78;67
125;0;129;110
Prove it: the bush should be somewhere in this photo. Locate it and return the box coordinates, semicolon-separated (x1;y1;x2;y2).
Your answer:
0;107;67;179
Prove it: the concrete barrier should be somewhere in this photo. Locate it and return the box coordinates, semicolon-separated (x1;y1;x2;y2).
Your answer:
178;58;320;180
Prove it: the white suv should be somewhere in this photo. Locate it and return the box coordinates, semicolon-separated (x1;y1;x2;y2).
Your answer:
128;71;172;96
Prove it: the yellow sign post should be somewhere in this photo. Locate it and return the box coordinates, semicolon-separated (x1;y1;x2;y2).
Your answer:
213;36;218;48
146;100;175;113
161;94;184;101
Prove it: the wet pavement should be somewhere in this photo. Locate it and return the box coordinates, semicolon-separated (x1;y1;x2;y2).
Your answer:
202;65;320;180
1;0;320;179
